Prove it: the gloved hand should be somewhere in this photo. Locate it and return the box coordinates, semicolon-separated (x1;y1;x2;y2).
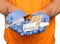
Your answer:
6;10;26;36
25;12;50;35
32;12;50;33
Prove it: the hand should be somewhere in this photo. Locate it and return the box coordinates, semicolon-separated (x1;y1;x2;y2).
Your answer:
32;12;50;32
22;12;50;36
6;10;26;36
25;12;50;35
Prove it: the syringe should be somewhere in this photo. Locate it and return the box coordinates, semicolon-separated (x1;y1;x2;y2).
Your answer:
23;22;49;32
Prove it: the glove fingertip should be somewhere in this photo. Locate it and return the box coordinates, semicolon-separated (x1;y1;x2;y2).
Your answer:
32;30;38;34
29;31;33;35
38;27;46;32
20;32;24;36
45;17;50;22
26;32;30;36
17;29;23;33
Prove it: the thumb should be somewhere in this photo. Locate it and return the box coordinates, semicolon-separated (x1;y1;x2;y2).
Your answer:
6;15;13;24
44;16;50;22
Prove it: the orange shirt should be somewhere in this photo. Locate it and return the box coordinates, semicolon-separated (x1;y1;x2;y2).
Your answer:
4;0;55;44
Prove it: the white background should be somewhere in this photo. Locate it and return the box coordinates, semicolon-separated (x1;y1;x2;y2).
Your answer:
0;13;60;44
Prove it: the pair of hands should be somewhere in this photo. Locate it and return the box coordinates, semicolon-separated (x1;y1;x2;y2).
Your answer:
6;10;50;36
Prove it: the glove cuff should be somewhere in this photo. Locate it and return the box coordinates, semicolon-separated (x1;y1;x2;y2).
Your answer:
32;11;50;17
10;10;25;16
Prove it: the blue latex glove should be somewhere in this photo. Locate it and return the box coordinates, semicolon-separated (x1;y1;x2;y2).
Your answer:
6;10;26;36
32;12;50;33
25;12;50;35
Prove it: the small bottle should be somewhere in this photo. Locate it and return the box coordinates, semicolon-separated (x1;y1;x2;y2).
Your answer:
24;15;32;20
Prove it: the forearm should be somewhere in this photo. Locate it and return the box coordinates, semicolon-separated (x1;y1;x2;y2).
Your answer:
0;0;19;16
40;0;60;17
6;1;19;13
0;0;8;16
